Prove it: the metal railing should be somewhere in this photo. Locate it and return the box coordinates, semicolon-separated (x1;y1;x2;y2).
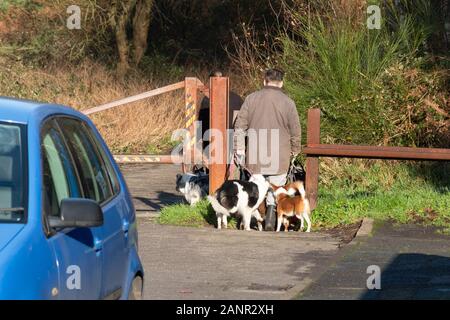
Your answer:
82;77;205;167
303;108;450;210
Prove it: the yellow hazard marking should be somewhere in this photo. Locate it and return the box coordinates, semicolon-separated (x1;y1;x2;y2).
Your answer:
185;112;195;120
185;103;196;116
113;155;162;163
185;115;196;128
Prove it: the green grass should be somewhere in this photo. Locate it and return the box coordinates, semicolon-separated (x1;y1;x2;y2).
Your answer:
315;183;450;229
314;161;450;233
158;162;450;233
158;199;239;229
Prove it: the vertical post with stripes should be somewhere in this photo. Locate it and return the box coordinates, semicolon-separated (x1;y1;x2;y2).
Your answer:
306;108;321;210
209;77;229;195
184;77;199;167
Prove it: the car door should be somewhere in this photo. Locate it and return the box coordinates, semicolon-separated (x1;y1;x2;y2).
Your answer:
57;117;129;299
41;119;102;299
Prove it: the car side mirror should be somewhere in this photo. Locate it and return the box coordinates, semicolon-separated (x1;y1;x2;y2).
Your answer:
49;198;104;229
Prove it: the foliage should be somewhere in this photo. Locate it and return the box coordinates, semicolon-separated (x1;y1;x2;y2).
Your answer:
281;0;449;147
0;1;115;66
0;0;39;13
138;53;184;82
149;0;284;65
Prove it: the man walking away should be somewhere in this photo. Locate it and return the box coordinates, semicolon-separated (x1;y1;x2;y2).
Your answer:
233;68;302;231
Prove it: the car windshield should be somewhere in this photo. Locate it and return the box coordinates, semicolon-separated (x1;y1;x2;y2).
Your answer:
0;122;26;223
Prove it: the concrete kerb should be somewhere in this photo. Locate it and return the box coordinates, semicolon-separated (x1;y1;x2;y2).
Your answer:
354;218;374;239
136;212;160;219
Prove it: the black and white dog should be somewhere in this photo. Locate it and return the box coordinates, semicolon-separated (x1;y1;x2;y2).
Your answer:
208;174;269;231
176;171;209;206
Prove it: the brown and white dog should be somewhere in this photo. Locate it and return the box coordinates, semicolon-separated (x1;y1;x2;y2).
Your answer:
271;181;311;232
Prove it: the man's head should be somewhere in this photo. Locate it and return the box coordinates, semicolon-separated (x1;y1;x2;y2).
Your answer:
264;68;284;88
210;70;223;78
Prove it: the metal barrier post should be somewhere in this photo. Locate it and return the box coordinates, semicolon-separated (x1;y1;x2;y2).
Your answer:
306;108;320;210
184;77;199;166
209;77;229;195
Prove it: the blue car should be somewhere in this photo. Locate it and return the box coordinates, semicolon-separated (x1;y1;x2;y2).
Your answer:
0;97;144;299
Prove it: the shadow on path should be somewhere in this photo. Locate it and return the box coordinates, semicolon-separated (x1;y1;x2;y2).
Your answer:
134;192;184;212
362;253;450;299
299;223;450;300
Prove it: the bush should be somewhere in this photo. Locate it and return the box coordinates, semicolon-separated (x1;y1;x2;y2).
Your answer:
280;1;446;147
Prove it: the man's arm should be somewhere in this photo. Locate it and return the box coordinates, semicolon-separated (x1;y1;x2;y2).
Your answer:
233;96;250;154
287;102;302;155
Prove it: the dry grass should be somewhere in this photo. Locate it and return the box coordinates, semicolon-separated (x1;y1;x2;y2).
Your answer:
0;58;185;153
0;55;257;154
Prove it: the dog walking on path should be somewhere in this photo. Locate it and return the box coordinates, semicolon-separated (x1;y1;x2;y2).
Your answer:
208;174;270;231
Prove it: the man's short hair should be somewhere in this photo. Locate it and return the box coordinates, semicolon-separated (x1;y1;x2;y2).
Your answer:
264;68;284;83
210;70;223;77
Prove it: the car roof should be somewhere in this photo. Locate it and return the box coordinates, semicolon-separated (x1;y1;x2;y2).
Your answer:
0;96;83;124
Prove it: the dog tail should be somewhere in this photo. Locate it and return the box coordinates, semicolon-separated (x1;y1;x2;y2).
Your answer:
207;194;218;207
208;191;238;214
291;181;306;200
208;194;227;215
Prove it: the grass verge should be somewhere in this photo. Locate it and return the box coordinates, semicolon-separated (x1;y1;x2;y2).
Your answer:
314;160;450;234
158;200;238;229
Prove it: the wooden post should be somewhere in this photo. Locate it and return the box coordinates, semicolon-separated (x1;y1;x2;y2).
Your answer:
306;108;320;210
209;77;229;194
184;77;199;166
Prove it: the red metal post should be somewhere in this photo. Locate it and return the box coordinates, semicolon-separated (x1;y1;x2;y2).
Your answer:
306;108;321;210
304;144;450;161
209;77;229;195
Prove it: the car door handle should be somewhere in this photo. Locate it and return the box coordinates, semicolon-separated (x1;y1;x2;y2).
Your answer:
94;239;103;252
122;221;130;235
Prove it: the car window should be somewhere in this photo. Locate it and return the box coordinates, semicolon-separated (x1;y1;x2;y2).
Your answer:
0;122;26;223
82;123;120;195
58;118;114;204
41;121;81;217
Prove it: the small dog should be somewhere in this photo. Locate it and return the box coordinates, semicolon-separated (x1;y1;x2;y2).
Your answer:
271;181;311;232
208;174;269;231
176;171;209;206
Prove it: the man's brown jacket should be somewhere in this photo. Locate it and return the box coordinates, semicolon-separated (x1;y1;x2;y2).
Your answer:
234;86;301;175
